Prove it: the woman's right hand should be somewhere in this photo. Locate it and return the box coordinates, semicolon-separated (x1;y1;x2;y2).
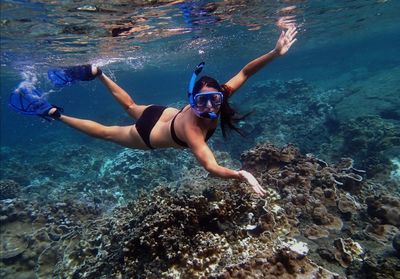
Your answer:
274;26;297;56
238;170;266;196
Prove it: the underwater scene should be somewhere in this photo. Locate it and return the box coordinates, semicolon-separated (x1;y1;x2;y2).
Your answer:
1;0;399;278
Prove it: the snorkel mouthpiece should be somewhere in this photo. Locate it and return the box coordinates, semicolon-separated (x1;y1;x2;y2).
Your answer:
188;62;220;120
204;111;218;119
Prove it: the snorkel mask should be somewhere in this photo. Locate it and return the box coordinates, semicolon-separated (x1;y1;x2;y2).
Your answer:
188;62;223;120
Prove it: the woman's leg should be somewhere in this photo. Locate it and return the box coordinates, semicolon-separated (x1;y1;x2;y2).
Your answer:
57;114;148;149
94;67;149;120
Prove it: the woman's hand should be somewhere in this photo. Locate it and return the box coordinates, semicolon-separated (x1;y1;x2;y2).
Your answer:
276;15;296;29
274;26;297;56
238;170;266;196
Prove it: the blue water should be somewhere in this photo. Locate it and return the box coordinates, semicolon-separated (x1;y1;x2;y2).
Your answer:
1;0;400;183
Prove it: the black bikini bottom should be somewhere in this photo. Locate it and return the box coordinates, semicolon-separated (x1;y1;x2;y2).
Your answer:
136;105;167;149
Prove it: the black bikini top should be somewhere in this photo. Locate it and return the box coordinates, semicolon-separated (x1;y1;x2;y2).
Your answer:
170;109;216;148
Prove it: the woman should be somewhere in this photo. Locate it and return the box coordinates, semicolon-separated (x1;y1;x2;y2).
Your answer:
12;27;297;196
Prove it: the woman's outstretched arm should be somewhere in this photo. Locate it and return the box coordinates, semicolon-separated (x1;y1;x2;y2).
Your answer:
225;26;297;95
186;127;266;196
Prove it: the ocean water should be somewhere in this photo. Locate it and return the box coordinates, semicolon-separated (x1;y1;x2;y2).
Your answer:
1;0;400;278
1;0;397;176
1;0;398;154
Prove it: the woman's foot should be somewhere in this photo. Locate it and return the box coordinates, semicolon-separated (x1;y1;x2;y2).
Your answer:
48;107;57;115
91;65;102;77
47;106;63;119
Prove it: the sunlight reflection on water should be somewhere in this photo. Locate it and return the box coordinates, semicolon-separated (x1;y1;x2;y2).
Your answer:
1;0;306;70
0;0;398;74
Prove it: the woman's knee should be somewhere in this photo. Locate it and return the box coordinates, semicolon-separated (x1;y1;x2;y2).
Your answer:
100;126;135;145
103;126;141;148
99;126;117;141
87;125;114;140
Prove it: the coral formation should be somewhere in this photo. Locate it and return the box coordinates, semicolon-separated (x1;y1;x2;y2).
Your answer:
303;224;329;240
0;179;21;200
0;198;101;278
393;233;400;255
366;195;400;226
0;235;28;260
222;79;400;182
390;157;400;183
1;143;399;278
336;116;400;178
364;223;399;244
333;238;364;268
337;193;360;215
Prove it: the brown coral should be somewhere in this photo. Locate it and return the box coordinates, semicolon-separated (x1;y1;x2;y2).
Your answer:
366;195;400;226
337;194;359;215
334;238;364;268
303;224;329;240
241;143;300;172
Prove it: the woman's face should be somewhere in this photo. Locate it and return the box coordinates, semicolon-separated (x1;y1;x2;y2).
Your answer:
194;85;223;115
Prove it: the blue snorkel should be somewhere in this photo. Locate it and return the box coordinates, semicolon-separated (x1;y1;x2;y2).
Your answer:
188;62;219;120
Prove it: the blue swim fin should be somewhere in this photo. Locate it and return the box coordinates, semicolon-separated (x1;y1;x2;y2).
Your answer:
9;86;62;121
48;64;100;87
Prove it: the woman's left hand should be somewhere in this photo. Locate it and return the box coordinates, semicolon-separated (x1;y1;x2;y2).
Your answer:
274;26;298;56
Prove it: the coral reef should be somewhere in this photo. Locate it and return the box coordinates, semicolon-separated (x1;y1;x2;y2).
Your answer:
366;195;400;227
0;179;21;200
217;79;336;159
393;233;400;255
0;198;102;278
98;148;191;191
334;116;400;178
210;248;340;279
217;78;400;183
333;238;364;268
1;143;399;278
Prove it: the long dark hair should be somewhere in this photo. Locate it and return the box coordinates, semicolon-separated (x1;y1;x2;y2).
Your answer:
193;76;250;138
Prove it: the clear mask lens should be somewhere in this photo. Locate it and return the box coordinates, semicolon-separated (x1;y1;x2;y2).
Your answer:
194;92;223;108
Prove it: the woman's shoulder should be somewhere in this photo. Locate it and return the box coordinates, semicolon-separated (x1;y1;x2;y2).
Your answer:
179;105;191;116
